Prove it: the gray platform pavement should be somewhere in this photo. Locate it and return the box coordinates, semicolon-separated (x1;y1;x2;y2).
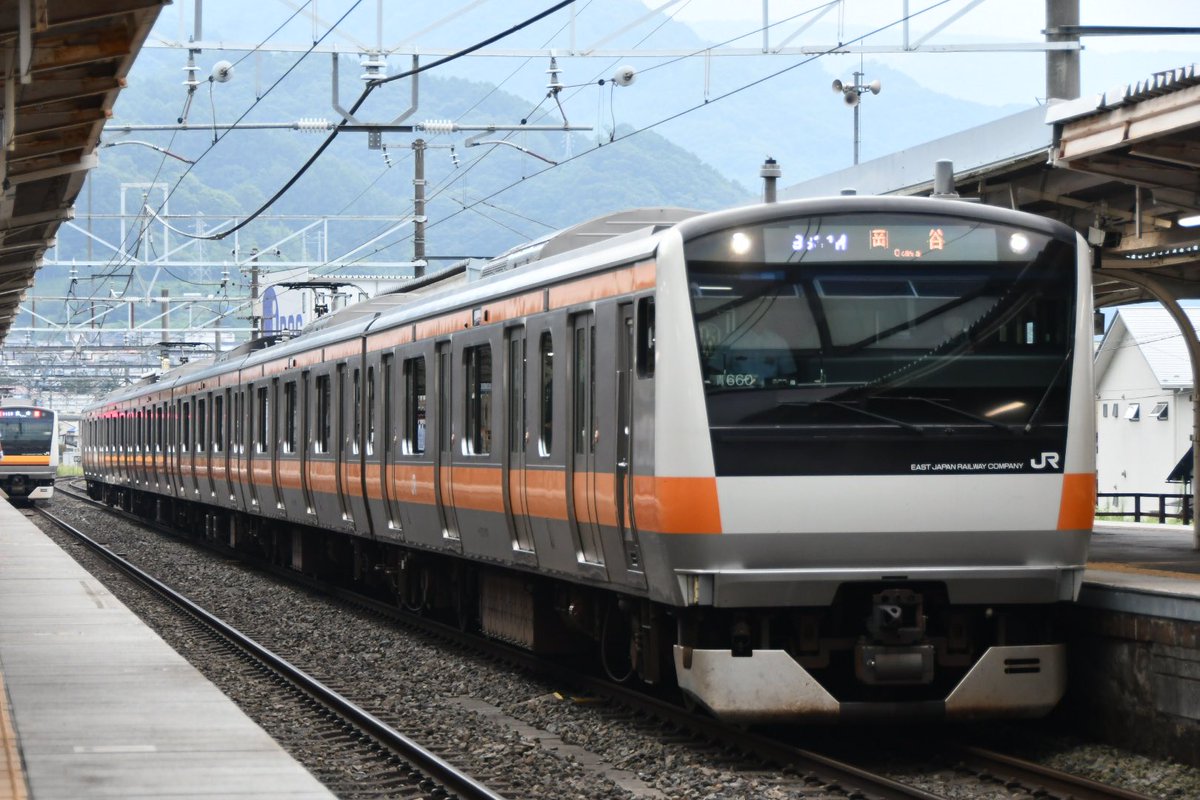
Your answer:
1083;521;1200;621
0;498;334;799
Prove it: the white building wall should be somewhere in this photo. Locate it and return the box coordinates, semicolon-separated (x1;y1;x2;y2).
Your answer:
1096;327;1193;509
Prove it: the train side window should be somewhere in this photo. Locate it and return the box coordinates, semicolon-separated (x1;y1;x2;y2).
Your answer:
283;382;297;453
366;366;376;456
181;401;191;452
256;386;270;453
465;345;493;456
233;391;244;453
539;332;553;457
637;297;655;378
197;398;207;453
315;374;331;453
213;394;224;453
352;368;362;455
404;357;426;455
509;335;525;454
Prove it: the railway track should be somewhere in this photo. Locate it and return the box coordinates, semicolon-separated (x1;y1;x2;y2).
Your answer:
32;501;508;800
45;484;1162;800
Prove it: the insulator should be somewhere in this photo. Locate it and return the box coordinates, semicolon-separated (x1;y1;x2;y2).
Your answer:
295;117;330;133
421;119;456;134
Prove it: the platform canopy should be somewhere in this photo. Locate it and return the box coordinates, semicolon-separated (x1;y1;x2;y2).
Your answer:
0;0;165;347
782;64;1200;309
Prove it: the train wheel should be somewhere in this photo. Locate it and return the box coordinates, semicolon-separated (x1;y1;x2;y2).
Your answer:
600;603;636;683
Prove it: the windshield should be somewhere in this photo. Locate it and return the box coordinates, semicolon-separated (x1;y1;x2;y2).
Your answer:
0;408;54;456
683;212;1077;477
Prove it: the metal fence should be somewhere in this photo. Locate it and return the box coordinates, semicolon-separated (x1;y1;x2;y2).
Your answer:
1095;493;1193;525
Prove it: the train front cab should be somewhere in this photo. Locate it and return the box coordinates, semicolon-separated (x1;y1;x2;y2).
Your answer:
0;406;58;502
650;198;1095;722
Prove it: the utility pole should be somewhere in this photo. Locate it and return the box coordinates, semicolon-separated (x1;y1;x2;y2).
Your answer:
832;71;881;166
412;138;426;279
249;247;261;338
1045;0;1081;101
160;289;169;344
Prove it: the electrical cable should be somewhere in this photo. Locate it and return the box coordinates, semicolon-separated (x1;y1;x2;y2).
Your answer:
305;1;586;274
170;0;576;242
76;1;332;306
337;0;953;267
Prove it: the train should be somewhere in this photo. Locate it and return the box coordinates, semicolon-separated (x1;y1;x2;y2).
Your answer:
0;401;59;502
82;195;1095;722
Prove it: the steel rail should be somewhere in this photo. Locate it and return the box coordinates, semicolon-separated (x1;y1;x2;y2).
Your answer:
34;504;508;800
61;483;1149;800
946;744;1157;800
54;483;941;800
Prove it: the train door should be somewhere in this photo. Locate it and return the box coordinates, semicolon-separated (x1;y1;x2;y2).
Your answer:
232;388;248;510
269;378;283;509
134;410;147;488
379;353;401;533
246;383;261;508
216;390;231;502
335;363;353;526
616;303;644;576
571;311;606;568
219;388;232;501
174;400;184;501
202;395;217;501
300;371;315;515
344;364;372;534
280;379;298;515
197;394;212;499
505;328;537;557
155;403;166;490
434;341;461;545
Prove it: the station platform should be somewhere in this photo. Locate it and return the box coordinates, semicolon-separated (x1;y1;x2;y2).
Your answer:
1084;521;1200;618
0;499;334;799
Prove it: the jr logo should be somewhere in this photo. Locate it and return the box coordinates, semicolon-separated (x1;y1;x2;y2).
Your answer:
1030;452;1061;470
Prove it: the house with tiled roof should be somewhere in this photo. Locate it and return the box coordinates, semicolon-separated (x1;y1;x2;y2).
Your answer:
1093;307;1199;510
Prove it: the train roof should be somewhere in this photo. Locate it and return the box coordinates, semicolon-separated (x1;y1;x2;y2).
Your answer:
84;197;1078;413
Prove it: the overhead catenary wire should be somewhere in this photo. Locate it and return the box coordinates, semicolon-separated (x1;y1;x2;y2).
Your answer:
172;0;577;243
335;0;954;269
77;0;330;307
324;1;588;261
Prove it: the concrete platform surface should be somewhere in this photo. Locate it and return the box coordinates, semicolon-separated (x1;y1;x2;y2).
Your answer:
0;499;334;799
1083;521;1200;622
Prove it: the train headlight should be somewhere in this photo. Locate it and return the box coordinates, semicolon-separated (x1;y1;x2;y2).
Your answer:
1008;232;1030;255
729;231;753;256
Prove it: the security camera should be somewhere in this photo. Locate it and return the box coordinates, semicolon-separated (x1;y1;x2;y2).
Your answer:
611;65;636;86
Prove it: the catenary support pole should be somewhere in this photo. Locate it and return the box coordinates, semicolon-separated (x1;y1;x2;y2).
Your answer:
1097;269;1200;549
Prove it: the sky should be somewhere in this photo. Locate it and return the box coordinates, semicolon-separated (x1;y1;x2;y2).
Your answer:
637;0;1200;105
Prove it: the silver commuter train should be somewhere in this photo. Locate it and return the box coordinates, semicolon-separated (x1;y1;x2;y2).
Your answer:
83;195;1095;722
0;401;59;502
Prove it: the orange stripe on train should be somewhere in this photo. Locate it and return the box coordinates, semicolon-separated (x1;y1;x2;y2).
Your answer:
1057;472;1095;531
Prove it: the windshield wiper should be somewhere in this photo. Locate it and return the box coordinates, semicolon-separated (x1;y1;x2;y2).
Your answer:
781;399;925;434
883;396;1016;432
1024;345;1073;432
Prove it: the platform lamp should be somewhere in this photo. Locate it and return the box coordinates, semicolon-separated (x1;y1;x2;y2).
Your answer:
831;71;881;165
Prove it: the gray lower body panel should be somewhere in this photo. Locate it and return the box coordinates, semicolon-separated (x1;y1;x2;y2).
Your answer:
673;644;1067;723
